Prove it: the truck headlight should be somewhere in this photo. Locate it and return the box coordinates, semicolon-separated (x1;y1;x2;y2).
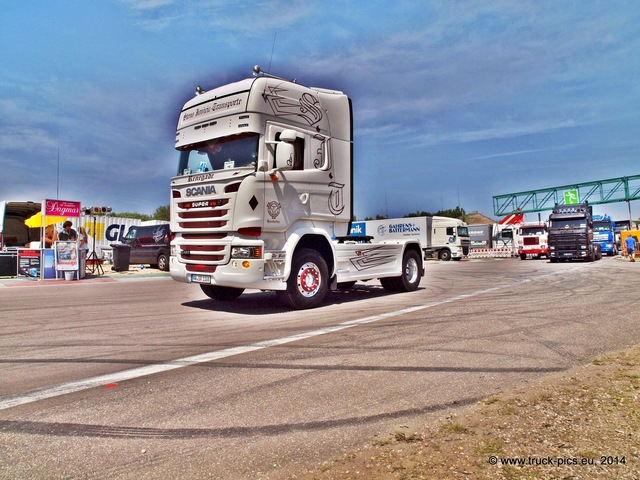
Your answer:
231;246;263;259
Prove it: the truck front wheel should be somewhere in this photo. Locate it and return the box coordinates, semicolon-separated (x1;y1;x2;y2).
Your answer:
278;248;329;309
200;285;244;301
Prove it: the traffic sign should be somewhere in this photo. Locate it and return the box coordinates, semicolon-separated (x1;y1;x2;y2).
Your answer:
563;189;579;204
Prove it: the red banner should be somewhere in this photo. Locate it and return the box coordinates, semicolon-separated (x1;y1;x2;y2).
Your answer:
45;199;81;217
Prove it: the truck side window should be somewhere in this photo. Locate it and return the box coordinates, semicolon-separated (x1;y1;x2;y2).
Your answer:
446;227;454;235
275;132;304;170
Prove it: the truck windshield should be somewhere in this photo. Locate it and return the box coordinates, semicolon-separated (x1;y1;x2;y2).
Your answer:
521;227;545;235
593;221;612;231
550;219;587;228
457;226;469;237
177;132;259;175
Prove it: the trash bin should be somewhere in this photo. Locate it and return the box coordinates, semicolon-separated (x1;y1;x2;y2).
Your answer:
110;243;131;272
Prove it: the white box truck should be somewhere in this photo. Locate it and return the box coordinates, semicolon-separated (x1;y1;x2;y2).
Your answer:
356;216;470;261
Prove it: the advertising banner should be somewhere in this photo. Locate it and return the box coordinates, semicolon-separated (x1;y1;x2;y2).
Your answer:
55;241;79;271
18;249;41;278
45;199;81;218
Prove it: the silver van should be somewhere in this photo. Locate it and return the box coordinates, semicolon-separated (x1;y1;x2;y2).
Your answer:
122;223;171;271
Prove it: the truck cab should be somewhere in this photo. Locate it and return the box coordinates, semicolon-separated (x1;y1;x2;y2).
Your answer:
517;222;548;260
548;202;601;262
169;67;423;309
592;215;617;256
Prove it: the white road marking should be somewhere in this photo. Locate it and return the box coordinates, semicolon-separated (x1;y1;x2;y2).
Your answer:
0;271;563;411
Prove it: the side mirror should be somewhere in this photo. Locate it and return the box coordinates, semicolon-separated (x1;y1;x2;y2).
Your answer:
275;143;295;171
279;129;297;142
274;129;297;171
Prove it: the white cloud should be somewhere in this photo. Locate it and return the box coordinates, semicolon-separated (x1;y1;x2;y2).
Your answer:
120;0;175;10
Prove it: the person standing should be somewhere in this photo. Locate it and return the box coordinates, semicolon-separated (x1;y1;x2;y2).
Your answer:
44;225;58;248
58;221;77;241
78;226;90;278
625;235;637;262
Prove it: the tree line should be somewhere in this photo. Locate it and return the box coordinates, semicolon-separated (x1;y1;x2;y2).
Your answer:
364;206;466;221
114;205;170;222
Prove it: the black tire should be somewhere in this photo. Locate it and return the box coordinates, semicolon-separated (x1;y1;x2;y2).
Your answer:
380;277;396;292
278;249;328;309
439;249;452;261
380;249;422;292
394;249;422;292
157;253;169;271
520;253;527;260
200;284;244;301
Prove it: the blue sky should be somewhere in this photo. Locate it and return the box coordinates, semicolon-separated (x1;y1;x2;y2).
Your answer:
1;0;639;221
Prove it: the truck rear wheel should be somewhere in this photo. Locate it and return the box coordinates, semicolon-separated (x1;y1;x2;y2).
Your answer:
399;249;421;291
200;285;244;301
278;248;328;309
381;249;421;292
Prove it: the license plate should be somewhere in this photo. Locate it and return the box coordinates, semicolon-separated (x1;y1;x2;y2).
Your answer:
190;274;211;284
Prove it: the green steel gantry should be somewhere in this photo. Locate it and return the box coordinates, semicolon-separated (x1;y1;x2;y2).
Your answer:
493;174;640;216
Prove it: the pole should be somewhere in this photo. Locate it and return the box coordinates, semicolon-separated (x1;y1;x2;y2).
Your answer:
56;147;60;199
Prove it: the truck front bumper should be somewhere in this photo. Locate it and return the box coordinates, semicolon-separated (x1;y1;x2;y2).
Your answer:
169;254;288;291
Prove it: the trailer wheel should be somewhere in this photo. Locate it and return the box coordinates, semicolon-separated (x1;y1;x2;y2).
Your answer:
200;285;244;301
439;249;452;261
278;248;328;309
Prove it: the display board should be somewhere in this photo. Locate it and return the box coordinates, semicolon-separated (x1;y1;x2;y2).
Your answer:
17;249;40;278
54;241;79;271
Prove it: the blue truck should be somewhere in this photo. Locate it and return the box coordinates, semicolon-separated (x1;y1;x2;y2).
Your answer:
592;215;617;256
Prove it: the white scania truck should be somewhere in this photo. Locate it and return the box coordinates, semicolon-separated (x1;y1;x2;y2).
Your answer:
169;66;424;309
